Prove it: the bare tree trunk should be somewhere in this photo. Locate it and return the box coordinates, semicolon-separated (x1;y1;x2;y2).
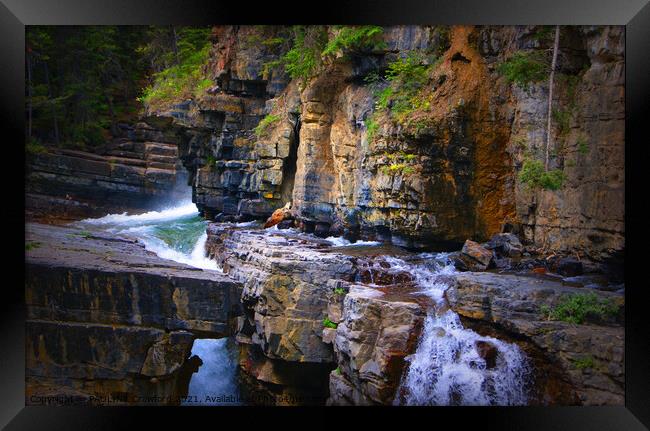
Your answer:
545;25;560;171
172;26;180;65
27;51;33;139
43;60;60;145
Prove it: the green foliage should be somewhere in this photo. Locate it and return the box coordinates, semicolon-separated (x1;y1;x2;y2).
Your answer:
273;26;328;82
139;27;213;110
335;367;341;375
573;356;596;370
365;115;379;142
323;317;338;329
77;231;93;239
552;108;572;136
26;26;150;147
25;241;42;251
321;26;385;57
333;287;346;295
577;136;589;155
254;114;281;137
26;139;47;155
205;153;217;170
531;26;554;42
379;152;418;176
540;292;619;325
519;159;565;191
497;51;549;89
364;52;436;128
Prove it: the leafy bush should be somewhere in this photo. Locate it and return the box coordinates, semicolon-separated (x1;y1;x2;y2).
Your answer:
552;108;572;136
273;26;329;82
26;139;47;156
333;287;346;295
365;115;379;142
519;159;565;191
254;114;281;137
573;356;596;370
323;317;338;329
540;292;619;325
577;136;589;155
322;26;385;57
497;51;549;89
140;39;212;110
25;241;42;251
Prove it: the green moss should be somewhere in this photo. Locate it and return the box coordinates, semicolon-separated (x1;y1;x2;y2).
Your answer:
573;356;596;370
323;317;338;329
541;292;619;325
254;113;281;137
77;231;93;239
519;159;565;191
497;51;549;89
333;287;346;295
335;367;341;375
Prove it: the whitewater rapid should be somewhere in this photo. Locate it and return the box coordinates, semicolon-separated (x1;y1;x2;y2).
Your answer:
76;202;221;271
389;254;531;406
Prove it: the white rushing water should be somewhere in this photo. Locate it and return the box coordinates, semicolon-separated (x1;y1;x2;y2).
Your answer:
182;338;241;406
390;254;531;406
77;201;221;271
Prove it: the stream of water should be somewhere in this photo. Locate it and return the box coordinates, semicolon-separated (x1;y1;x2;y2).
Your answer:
386;255;531;406
76;201;530;406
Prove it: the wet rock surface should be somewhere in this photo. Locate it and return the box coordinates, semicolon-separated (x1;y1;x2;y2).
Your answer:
25;222;242;405
447;272;624;405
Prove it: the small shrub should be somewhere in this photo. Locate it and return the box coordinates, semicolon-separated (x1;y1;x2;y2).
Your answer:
577;136;589;155
335;367;341;375
552;109;572;136
25;241;42;251
205;153;217;170
254;114;281;137
519;159;565;191
26;139;47;156
365;115;379;143
333;287;346;295
323;317;338;329
78;231;93;239
541;292;619;325
573;356;596;370
321;26;385;57
497;51;549;89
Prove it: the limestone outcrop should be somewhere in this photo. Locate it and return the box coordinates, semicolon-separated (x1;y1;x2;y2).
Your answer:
25;223;242;405
447;272;624;405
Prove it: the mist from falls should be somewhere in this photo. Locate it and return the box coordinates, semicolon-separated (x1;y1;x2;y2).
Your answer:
387;254;531;406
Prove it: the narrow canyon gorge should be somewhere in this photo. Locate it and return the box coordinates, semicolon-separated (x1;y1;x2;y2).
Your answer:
25;24;624;406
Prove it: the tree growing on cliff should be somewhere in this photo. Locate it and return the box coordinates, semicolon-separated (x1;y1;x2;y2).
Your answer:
545;25;561;171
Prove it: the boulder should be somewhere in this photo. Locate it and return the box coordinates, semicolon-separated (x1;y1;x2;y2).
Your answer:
485;233;523;258
454;240;494;271
556;257;584;277
263;202;294;228
475;340;498;369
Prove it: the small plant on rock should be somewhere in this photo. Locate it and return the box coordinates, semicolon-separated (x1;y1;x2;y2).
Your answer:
573;356;596;370
333;287;346;295
254;114;281;137
323;317;338;329
519;159;565;191
497;51;549;90
540;292;619;325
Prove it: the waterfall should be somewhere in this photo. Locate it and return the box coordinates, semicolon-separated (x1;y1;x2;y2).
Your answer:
391;254;531;406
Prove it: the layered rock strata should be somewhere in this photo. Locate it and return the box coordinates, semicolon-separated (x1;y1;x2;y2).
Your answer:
25;223;242;405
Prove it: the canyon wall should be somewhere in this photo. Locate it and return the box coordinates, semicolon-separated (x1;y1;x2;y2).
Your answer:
141;25;624;260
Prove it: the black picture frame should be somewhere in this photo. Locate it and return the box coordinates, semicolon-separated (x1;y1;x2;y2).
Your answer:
2;0;649;428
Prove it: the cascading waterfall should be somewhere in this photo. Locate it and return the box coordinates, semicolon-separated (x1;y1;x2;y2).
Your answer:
390;254;531;406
